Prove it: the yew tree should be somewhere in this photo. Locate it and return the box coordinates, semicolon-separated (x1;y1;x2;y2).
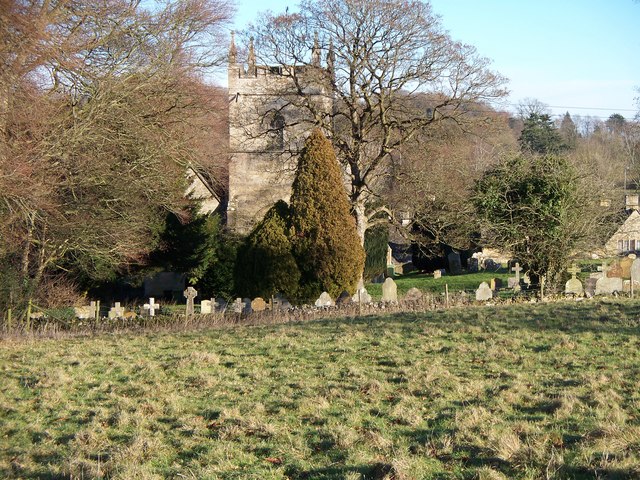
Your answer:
290;129;365;300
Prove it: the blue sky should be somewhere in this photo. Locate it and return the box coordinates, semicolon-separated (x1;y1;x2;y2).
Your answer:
231;0;640;121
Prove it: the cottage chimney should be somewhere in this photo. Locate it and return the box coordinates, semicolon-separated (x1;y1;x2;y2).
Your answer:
626;194;639;211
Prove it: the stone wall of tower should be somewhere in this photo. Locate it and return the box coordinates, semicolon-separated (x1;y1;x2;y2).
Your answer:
227;37;333;234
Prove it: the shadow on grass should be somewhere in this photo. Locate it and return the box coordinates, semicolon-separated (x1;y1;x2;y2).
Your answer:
285;461;394;480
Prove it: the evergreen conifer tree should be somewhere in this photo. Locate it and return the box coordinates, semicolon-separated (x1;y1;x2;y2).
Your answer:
289;129;365;300
234;201;300;299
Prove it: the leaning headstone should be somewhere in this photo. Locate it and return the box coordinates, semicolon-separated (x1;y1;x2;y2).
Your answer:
336;290;352;306
352;286;372;304
381;277;398;303
315;291;335;307
433;269;442;279
448;252;462;274
595;276;623;295
475;282;493;301
490;278;503;291
584;277;597;297
564;264;583;296
184;287;198;316
404;287;423;302
251;297;267;312
108;302;125;319
200;299;213;314
620;256;634;279
143;297;160;317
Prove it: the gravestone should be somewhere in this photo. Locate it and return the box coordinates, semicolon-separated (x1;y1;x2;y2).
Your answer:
251;297;267;312
490;278;503;291
143;297;160;317
232;298;244;314
108;302;125;319
595;276;623;295
510;262;522;291
564;264;583;296
352;286;372;304
381;278;398;303
631;257;640;293
73;304;95;319
242;298;252;314
584;277;597;297
272;294;291;310
448;252;462;274
476;282;493;301
184;287;198;316
200;299;213;314
315;292;334;307
404;287;423;302
336;290;352;306
620;256;634;279
433;269;442;279
607;261;623;279
468;258;479;272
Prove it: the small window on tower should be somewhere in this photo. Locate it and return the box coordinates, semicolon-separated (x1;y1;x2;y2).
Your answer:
269;112;285;150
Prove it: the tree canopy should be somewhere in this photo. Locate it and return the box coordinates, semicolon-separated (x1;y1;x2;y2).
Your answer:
246;0;507;246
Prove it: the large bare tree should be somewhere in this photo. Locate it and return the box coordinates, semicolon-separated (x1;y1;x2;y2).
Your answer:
0;0;232;313
245;0;508;243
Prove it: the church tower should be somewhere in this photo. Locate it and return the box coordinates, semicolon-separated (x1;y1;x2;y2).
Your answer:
227;33;334;233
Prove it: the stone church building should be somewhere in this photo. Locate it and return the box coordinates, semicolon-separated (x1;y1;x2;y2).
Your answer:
226;34;335;233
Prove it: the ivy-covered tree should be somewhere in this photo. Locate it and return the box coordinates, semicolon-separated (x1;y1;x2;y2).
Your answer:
234;201;300;299
473;154;601;289
519;113;567;154
290;129;365;300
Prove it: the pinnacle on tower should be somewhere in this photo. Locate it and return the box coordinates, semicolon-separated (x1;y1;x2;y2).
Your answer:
326;38;335;76
247;36;256;76
311;31;321;67
229;31;237;64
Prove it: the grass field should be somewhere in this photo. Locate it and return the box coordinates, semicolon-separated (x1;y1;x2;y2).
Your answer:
2;300;640;479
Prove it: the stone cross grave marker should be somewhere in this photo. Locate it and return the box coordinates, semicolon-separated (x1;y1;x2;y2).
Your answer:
565;264;583;296
381;277;398;303
108;302;125;319
232;298;243;314
184;287;198;316
143;297;160;317
510;262;522;291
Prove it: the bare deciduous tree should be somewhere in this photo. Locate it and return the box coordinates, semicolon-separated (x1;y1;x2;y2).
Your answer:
245;0;508;244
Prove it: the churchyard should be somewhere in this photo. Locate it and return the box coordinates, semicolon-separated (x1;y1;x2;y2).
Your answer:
2;299;640;479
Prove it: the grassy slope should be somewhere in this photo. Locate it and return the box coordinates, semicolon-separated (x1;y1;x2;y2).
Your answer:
1;301;640;479
366;270;512;299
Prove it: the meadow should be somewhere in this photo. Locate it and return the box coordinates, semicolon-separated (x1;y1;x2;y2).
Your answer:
2;300;640;479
